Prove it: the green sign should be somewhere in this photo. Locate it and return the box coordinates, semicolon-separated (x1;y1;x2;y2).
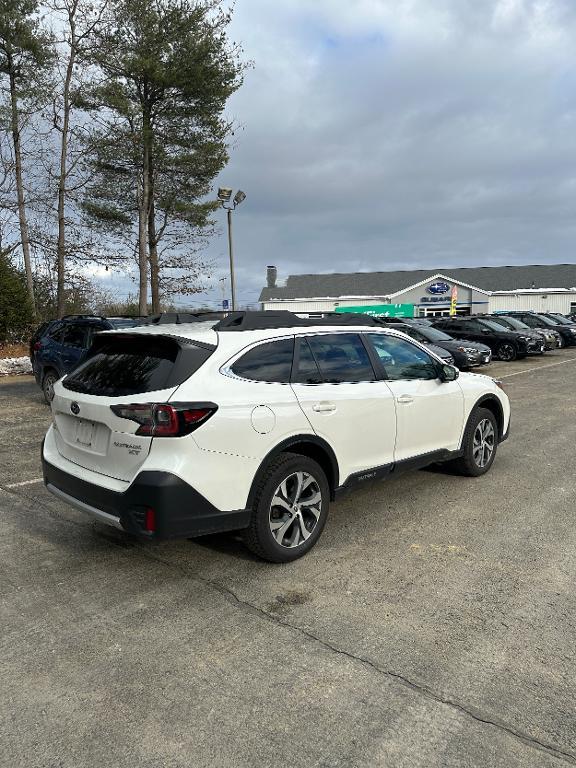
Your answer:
335;303;414;318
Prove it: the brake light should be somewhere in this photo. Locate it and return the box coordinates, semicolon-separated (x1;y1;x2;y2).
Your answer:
33;341;42;351
110;402;217;437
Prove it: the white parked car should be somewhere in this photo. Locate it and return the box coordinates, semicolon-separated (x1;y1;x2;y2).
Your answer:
42;312;510;562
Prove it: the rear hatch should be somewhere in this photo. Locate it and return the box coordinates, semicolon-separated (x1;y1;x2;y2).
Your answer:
51;332;215;482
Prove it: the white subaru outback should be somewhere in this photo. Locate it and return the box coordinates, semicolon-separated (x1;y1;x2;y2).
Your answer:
42;312;510;563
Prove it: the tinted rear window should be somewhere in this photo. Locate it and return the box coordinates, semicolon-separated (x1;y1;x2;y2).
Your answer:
62;336;213;396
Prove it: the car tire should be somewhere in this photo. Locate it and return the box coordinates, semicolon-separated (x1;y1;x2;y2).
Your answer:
243;452;330;563
42;370;58;404
449;407;499;477
496;342;517;362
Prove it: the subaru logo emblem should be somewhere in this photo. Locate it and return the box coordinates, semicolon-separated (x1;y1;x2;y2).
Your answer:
70;402;80;415
427;281;451;295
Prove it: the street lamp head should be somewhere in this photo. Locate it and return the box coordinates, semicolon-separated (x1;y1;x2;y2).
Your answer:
217;187;233;202
233;190;246;206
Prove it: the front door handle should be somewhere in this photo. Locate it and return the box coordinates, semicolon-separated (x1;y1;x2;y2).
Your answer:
396;395;414;405
313;402;336;413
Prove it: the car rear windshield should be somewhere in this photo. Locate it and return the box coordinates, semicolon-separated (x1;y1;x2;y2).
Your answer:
62;335;214;396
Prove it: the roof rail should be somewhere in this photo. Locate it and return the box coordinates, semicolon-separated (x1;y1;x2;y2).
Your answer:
212;310;386;331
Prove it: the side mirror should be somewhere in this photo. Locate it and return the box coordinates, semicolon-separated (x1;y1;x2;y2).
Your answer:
440;364;459;382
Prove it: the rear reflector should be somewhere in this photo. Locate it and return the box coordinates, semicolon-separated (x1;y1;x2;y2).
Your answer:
144;508;156;533
110;402;217;437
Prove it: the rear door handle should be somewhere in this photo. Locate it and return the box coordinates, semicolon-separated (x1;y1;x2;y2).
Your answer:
313;402;336;413
396;395;414;405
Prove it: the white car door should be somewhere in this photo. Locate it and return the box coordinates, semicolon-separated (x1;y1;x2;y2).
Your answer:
365;332;464;462
291;333;397;484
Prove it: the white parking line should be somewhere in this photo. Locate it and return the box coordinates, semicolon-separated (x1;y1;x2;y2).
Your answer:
500;356;576;379
4;478;43;489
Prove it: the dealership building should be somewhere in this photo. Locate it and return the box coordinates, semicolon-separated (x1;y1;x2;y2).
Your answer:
259;264;576;318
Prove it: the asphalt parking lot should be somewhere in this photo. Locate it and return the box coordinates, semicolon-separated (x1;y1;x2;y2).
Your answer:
2;351;576;768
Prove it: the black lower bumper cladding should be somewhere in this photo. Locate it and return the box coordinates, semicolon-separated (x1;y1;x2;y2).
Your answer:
42;458;250;540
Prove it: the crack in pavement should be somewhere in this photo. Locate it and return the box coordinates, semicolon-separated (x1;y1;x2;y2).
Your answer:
3;483;575;766
140;548;576;767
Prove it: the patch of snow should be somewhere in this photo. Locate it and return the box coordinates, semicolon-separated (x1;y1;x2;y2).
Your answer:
0;356;33;376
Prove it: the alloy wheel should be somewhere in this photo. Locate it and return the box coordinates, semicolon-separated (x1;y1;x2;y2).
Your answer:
498;343;516;361
269;471;322;549
473;419;495;468
43;374;56;403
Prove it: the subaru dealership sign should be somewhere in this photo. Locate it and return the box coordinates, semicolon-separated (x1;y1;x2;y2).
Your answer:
427;281;451;295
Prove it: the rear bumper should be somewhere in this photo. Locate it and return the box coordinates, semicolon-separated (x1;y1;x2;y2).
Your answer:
42;456;250;540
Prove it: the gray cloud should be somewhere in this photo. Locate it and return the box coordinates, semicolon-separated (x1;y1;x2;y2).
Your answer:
198;0;576;307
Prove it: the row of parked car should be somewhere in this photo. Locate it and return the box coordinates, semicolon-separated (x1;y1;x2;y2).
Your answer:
377;311;576;369
29;309;576;404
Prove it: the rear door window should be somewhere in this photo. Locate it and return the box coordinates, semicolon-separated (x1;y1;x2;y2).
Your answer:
48;325;65;343
292;338;323;384
63;335;213;396
305;334;376;383
460;320;486;333
61;324;89;349
230;338;294;382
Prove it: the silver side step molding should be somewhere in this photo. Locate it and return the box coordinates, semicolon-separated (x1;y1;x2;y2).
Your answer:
47;483;123;530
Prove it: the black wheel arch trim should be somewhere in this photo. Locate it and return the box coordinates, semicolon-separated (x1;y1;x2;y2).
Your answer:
470;395;505;441
247;434;340;505
42;366;61;383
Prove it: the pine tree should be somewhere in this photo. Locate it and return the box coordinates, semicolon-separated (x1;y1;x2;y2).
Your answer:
82;0;245;312
0;249;33;343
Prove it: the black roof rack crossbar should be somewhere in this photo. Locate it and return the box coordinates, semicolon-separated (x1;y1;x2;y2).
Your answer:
212;310;389;331
140;311;228;325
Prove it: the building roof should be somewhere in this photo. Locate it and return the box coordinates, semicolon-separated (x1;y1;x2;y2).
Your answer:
259;264;576;301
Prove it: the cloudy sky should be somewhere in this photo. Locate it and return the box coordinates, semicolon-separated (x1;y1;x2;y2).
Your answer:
98;0;576;308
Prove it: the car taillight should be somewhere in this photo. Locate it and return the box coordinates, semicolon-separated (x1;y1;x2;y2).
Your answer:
33;341;42;351
110;402;217;437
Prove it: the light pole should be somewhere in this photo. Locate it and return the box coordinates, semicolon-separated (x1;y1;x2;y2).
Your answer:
217;187;246;312
218;276;227;311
